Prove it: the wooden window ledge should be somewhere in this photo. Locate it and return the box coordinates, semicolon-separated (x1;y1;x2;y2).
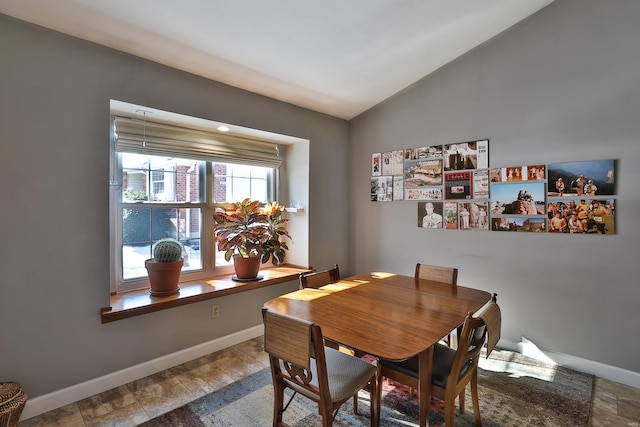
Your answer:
101;265;309;323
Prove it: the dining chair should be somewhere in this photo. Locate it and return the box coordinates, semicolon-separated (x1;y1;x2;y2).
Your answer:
299;264;341;289
415;263;459;346
262;307;380;427
377;311;488;427
298;264;342;352
299;263;373;415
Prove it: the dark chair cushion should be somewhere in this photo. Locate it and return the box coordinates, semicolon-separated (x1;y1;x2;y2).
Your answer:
379;343;472;388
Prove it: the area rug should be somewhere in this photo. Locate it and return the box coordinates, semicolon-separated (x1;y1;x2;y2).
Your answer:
139;349;593;426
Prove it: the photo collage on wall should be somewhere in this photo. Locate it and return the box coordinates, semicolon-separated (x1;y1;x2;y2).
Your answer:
371;141;617;235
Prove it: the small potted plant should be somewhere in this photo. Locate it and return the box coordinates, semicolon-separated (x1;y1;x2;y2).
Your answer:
145;238;184;296
213;199;291;281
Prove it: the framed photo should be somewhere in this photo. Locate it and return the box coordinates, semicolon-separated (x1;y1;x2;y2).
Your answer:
444;201;458;230
473;169;490;199
382;150;404;176
404;152;443;189
444;171;472;200
371;176;393;201
443;139;489;171
372;153;381;176
490;182;546;215
405;187;442;201
492;217;546;232
527;165;546;181
458;201;489;230
418;201;444;228
547;198;615;234
492;165;545;182
547;159;615;197
393;176;404;201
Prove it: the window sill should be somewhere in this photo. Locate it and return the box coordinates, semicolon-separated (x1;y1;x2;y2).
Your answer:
101;264;309;323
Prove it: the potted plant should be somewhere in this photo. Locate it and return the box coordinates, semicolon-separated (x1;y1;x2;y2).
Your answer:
213;198;291;281
145;238;184;296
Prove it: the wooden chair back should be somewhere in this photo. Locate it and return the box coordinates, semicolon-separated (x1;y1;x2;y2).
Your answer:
299;264;340;289
377;312;487;426
475;293;501;357
415;263;458;285
415;263;459;346
263;309;327;398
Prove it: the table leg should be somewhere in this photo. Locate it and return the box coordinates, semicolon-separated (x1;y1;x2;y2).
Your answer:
418;346;433;427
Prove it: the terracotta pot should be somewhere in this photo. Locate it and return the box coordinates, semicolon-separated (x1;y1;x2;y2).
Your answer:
145;259;183;296
233;254;261;279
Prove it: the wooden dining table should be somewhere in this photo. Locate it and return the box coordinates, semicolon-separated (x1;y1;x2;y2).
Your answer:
262;272;492;427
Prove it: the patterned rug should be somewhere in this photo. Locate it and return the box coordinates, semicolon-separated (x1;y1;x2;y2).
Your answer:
140;349;593;426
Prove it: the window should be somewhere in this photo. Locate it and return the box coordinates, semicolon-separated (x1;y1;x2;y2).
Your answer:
110;107;281;293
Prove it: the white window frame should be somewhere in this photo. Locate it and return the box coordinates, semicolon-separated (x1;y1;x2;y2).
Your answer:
109;104;283;294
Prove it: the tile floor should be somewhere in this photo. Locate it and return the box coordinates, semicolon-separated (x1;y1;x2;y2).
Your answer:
18;337;640;426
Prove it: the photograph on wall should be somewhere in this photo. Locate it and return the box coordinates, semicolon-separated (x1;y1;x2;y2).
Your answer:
492;217;546;232
547;159;615;197
443;139;489;171
444;171;472;200
527;165;546;180
490;182;546;215
491;165;545;182
405;187;442;201
418;201;444;228
473;169;490;199
458;201;489;230
372;153;381;176
371;176;393;202
547;198;615;234
382;150;404;176
404;156;443;190
393;176;404;201
444;201;458;230
405;145;442;161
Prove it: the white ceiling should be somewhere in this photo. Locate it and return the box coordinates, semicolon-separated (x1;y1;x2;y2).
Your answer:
1;0;554;120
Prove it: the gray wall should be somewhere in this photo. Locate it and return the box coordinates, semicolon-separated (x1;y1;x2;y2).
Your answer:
0;15;349;398
350;0;640;373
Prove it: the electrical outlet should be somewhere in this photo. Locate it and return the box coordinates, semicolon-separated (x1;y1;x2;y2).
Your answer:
211;305;220;318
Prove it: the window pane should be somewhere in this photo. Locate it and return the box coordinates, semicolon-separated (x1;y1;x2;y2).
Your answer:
212;162;272;203
123;243;152;281
176;166;200;203
121;154;201;203
121;206;202;280
151;208;179;240
179;207;202;272
123;208;151;244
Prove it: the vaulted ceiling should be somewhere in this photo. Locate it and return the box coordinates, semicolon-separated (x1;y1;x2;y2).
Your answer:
0;0;554;119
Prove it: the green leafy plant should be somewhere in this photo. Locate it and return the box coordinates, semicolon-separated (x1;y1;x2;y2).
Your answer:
212;199;291;265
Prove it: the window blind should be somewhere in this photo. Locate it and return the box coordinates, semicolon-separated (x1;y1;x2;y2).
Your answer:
114;116;281;168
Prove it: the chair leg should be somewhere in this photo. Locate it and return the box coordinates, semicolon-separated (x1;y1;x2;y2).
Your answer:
353;394;359;415
376;372;384;426
370;373;380;427
320;401;333;427
471;372;482;426
273;384;285;426
444;398;455;427
459;383;466;414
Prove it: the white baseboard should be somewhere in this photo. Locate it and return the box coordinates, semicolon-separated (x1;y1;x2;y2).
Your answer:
498;337;640;389
22;329;640;420
20;324;264;421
